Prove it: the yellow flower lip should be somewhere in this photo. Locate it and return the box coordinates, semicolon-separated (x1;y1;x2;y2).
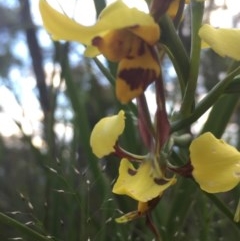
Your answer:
113;158;176;202
116;44;160;103
199;24;240;60
190;132;240;193
90;110;125;158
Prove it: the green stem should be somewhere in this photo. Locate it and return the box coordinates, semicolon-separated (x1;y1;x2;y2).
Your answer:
137;94;156;139
0;212;53;241
180;0;204;116
201;94;239;137
159;15;189;95
93;57;115;86
171;66;240;132
201;61;240;137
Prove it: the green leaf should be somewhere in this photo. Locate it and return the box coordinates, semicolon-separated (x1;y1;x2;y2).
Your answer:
171;67;240;132
160;14;189;95
201;94;239;137
180;0;205;117
0;212;52;241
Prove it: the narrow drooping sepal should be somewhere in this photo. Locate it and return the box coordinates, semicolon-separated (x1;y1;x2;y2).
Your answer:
115;198;159;223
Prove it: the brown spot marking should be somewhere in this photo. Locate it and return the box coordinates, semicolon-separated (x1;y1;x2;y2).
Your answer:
128;168;137;176
154;178;168;185
118;68;157;90
92;36;102;46
126;55;135;60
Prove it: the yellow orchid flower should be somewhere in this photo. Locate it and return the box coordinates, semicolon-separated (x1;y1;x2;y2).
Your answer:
113;158;176;222
90;110;175;222
190;132;240;193
199;24;240;60
113;158;176;202
90;110;125;158
39;0;161;103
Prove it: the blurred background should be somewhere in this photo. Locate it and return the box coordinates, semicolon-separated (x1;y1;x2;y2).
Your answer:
0;0;239;240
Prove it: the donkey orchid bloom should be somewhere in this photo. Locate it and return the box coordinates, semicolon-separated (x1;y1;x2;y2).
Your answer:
39;0;161;103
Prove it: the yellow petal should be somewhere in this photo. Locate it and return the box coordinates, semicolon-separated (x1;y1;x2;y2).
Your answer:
116;44;160;103
201;40;209;49
199;24;240;60
84;46;100;58
190;132;240;193
39;0;94;44
113;158;176;202
98;0;160;45
39;0;159;48
90;110;125;158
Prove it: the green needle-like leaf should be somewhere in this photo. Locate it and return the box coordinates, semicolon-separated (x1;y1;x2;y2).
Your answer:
160;14;189;95
180;0;204;117
0;212;53;241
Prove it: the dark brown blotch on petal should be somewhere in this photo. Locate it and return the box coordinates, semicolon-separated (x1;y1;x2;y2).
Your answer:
92;36;102;46
154;178;168;185
118;68;157;91
128;168;137;176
